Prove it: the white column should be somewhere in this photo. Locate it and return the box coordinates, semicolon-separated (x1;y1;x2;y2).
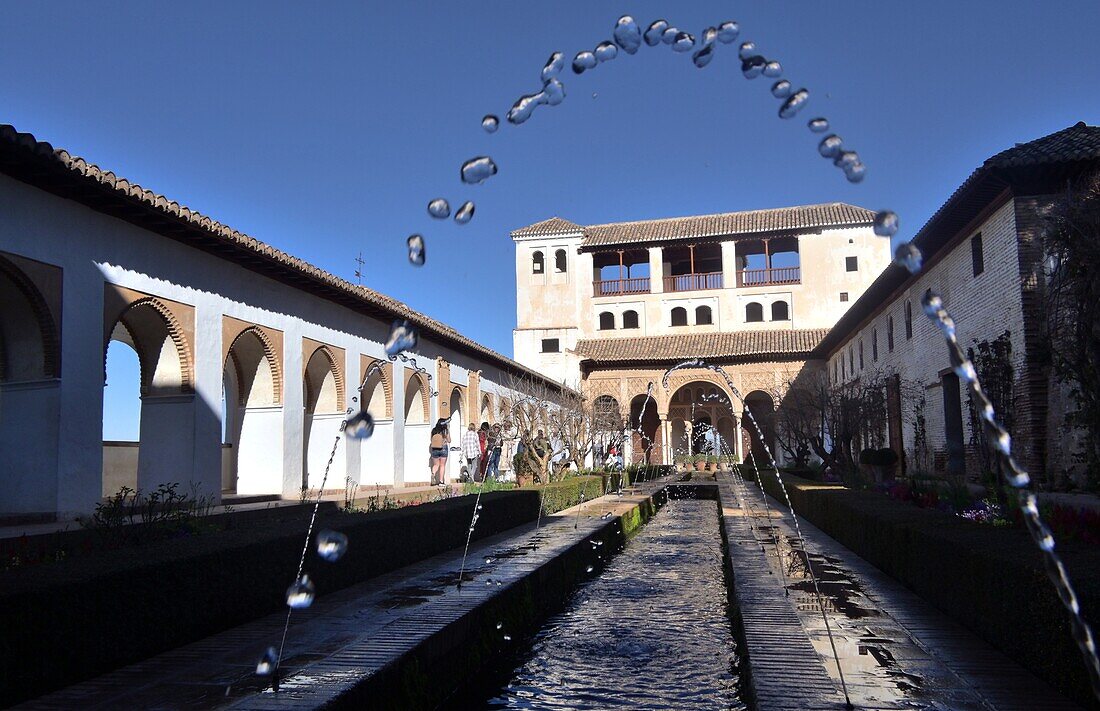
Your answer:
392;366;406;487
344;348;361;492
190;298;223;502
721;241;738;289
648;247;664;293
281;325;305;497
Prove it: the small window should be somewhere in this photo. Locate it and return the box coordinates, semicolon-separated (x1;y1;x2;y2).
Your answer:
745;302;763;323
859;340;864;369
695;305;713;325
872;328;878;362
555;248;568;273
971;233;984;276
842;356;847;380
848;347;854;372
671;307;688;327
598;311;615;330
833;359;838;383
845;256;858;272
839;292;849;302
541;338;559;353
771;301;789;321
904;300;913;339
532;250;544;274
887;316;895;352
622;310;639;329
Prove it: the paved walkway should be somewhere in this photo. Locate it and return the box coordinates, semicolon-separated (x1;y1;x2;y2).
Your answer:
721;472;1080;710
17;481;662;710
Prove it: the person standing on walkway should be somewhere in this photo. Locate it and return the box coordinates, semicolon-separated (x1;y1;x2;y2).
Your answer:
486;423;503;480
478;422;490;480
462;422;482;483
429;418;450;486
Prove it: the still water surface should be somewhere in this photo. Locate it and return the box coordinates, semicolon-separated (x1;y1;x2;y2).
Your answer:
484;499;743;709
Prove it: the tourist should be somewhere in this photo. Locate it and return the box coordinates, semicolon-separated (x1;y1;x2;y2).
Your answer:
462;422;482;483
429;418;450;486
486;423;503;480
478;422;490;480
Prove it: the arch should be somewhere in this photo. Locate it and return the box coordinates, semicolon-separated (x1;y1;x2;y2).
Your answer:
598;311;615;330
742;390;777;465
226;326;282;405
745;302;764;323
223;329;283;494
360;358;393;419
0;255;60;381
404;371;430;424
670;306;688;327
480;392;496;424
532;250;545;274
304;345;345;414
695;305;713;325
447;387;465;480
105;296;193;395
622;310;639;329
554;248;567;273
628;393;660;464
771;300;790;321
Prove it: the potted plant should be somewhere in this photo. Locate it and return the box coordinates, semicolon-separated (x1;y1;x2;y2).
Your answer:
706;455;719;472
674;453;688;473
693;453;707;471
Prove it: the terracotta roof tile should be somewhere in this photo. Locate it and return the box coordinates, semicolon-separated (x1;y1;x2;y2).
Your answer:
510;216;584;238
0;123;564;390
985;122;1100;168
575;329;829;363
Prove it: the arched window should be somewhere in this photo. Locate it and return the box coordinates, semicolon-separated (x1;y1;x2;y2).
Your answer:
770;301;789;321
532;251;544;274
745;302;763;323
622;310;639;329
671;307;688;327
554;249;567;273
904;300;913;339
695;305;713;325
599;311;615;330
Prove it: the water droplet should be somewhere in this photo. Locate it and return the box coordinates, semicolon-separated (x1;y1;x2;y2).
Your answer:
407;234;425;266
778;89;809;118
595;41;618;62
702;26;717;45
460;156;498;184
738;41;756;60
672;32;695;52
613;16;641;55
508;91;545;124
481;115;499;133
540;52;564;82
385;320;418;357
542;78;565;106
496;622;503;629
454;201;475;225
873;210;899;237
485;579;493;586
834;149;860;169
344;410;375;440
286;574;315;609
717;21;740;44
771;80;792;98
572;51;597;74
808;117;829;133
485;557;492;564
256;646;277;676
601;511;611;520
644;19;668;46
763;61;783;78
818;135;843;158
586;565;594;573
503;634;512;641
317;530;349;562
844;161;867;183
741;56;765;79
955;361;978;383
496;580;502;586
661;26;679;44
692;43;714;68
428;198;450;219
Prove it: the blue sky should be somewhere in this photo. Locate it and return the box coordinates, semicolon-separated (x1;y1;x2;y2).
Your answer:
2;2;1097;438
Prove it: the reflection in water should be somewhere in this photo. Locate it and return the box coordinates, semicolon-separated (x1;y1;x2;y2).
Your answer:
486;500;743;710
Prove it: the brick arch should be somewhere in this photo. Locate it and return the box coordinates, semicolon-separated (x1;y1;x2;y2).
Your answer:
225;325;283;405
403;370;431;423
0;254;60;380
304;344;346;413
360;358;394;419
480;392;496;424
107;296;194;394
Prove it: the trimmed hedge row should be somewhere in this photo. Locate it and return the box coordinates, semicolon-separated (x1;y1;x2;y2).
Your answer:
1;487;593;706
756;473;1100;708
524;475;605;515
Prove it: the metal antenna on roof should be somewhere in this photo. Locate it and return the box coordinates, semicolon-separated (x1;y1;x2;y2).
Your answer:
354;252;365;285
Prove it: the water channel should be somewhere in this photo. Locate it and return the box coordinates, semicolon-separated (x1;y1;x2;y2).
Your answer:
461;497;744;710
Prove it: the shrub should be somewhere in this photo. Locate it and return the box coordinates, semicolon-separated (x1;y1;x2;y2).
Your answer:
524;475;605;514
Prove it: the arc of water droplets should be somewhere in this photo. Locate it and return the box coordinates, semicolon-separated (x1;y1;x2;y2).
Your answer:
661;358;852;707
916;286;1100;697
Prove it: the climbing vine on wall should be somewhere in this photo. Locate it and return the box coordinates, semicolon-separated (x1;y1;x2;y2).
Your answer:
966;330;1015;482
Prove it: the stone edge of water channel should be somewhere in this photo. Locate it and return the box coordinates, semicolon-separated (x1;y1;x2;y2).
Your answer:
715;474;847;711
320;486;669;710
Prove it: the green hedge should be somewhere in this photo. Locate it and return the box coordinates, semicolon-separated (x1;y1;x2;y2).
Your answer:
526;475;605;515
0;490;541;706
757;473;1100;709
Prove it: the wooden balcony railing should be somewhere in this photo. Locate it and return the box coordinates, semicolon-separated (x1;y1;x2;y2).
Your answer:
736;266;801;287
663;272;723;292
593;277;651;297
